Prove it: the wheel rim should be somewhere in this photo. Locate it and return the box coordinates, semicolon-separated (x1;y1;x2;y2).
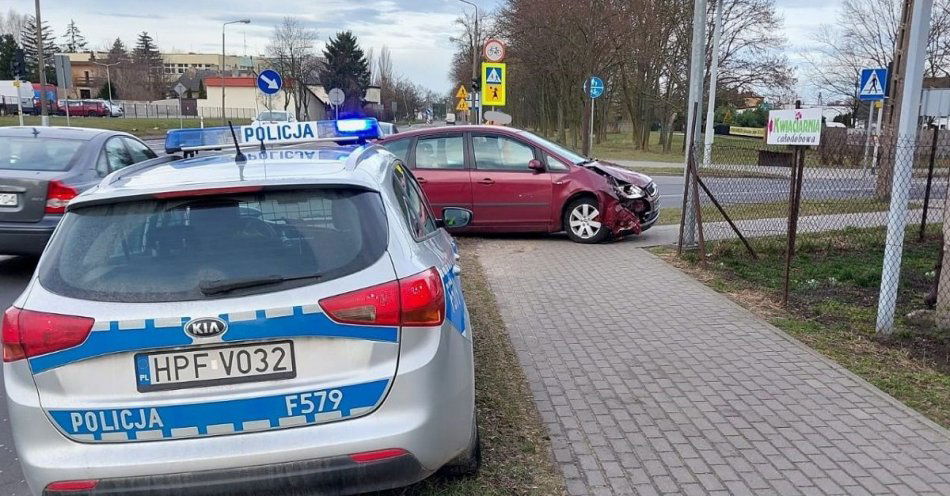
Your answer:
569;203;601;239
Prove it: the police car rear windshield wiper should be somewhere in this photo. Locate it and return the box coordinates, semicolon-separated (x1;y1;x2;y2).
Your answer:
199;274;322;296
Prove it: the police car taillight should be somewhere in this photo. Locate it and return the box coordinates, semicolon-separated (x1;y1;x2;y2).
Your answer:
2;307;94;362
45;180;78;214
45;480;99;492
399;267;445;326
319;268;445;327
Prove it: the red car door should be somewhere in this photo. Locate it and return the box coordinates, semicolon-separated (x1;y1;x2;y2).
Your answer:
470;132;552;230
409;133;472;217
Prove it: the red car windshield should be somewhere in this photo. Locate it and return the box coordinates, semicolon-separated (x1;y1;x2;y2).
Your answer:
519;131;589;165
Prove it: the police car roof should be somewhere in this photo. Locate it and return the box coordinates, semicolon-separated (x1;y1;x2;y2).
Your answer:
71;145;395;208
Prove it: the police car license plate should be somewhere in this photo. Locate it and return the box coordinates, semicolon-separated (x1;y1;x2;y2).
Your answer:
135;341;296;392
0;193;16;207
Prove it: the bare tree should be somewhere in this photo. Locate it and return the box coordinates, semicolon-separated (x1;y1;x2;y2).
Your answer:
266;17;317;118
0;8;28;40
803;0;950;101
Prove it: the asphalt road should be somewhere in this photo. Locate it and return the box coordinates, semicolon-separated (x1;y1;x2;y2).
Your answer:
0;256;35;495
651;173;947;210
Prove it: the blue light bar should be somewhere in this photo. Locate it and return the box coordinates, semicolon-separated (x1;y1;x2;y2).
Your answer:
165;126;233;154
335;118;382;140
165;119;382;154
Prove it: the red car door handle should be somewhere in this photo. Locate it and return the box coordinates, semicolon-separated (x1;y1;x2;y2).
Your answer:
417;177;427;183
477;178;494;185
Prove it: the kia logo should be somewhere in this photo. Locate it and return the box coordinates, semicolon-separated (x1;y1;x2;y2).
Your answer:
184;317;228;338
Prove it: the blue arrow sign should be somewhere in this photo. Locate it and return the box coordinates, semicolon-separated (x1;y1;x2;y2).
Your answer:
587;76;604;99
257;69;283;95
858;68;887;101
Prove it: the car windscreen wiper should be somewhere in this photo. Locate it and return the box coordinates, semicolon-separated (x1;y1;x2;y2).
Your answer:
199;273;322;296
577;158;597;166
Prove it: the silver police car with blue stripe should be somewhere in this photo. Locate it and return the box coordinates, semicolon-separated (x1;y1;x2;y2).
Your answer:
3;119;479;495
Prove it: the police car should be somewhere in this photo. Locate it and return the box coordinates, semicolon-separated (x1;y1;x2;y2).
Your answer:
2;119;480;495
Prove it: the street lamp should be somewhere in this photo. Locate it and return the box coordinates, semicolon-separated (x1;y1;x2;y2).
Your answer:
222;19;250;124
92;59;121;106
456;0;478;124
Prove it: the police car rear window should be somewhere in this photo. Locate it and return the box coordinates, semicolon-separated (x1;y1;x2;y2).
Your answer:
38;189;388;302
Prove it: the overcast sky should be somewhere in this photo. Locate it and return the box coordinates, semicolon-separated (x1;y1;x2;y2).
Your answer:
9;0;839;95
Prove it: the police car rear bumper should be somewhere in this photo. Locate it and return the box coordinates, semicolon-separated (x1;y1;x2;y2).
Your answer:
8;326;475;495
42;451;426;496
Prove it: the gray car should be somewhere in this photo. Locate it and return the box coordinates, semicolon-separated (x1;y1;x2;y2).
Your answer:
3;125;479;495
0;126;156;256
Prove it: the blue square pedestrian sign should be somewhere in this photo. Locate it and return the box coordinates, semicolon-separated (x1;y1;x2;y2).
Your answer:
858;68;887;101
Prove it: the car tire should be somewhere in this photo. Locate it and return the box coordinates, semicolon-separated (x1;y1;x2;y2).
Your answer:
441;419;481;477
564;197;608;244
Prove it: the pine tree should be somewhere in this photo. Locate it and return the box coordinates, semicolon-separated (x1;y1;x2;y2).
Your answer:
133;32;163;98
19;15;58;84
197;78;206;99
107;38;129;63
318;31;371;113
61;19;86;52
0;34;18;80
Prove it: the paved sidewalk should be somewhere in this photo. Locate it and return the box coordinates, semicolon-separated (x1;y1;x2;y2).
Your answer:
476;239;950;495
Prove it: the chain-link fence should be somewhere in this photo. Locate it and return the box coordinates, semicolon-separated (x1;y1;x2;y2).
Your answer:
678;126;950;337
114;101;257;120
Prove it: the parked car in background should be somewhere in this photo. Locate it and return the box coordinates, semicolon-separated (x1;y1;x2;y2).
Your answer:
445;113;456;125
252;110;296;125
103;100;124;117
57;100;110;117
378;122;400;137
0;80;35;116
0;126;157;255
379;125;659;243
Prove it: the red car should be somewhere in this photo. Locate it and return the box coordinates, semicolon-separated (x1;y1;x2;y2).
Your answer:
57;100;109;117
378;125;659;243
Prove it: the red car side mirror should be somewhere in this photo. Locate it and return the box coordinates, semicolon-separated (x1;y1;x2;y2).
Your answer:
528;159;545;173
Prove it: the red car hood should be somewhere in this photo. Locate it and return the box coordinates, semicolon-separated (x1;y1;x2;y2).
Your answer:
585;161;653;187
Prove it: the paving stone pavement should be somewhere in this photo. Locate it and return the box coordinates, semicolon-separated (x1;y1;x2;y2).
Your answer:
475;238;950;496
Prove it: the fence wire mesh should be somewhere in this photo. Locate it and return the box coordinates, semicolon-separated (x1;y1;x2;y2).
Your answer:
682;127;950;339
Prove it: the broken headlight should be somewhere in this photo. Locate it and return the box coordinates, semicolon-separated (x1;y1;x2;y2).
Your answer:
618;183;646;199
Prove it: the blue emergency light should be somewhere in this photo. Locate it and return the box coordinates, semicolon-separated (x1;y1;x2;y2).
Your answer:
165;118;383;154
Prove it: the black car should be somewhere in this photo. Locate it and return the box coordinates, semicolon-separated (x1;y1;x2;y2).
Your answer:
0;126;157;255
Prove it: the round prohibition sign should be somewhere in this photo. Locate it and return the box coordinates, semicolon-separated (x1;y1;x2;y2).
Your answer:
483;39;506;63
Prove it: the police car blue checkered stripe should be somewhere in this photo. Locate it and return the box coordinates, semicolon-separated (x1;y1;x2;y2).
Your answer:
48;378;389;442
29;305;398;374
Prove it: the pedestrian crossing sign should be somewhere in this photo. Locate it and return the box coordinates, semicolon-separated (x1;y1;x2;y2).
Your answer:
858;68;888;101
481;62;506;106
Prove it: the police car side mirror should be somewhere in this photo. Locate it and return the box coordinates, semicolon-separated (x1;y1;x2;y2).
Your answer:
438;208;473;230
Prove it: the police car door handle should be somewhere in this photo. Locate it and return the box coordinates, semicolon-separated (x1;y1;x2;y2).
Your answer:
452;264;462;276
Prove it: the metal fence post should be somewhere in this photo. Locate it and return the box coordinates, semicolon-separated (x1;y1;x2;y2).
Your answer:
919;125;939;241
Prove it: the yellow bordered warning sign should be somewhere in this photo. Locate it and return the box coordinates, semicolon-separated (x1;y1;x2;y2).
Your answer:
481;62;506;106
456;99;470;111
455;85;469;100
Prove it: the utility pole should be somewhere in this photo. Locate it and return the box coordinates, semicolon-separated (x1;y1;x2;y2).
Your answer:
876;0;914;198
876;0;933;334
221;19;250;125
681;0;708;247
457;0;478;124
702;0;724;168
34;0;49;126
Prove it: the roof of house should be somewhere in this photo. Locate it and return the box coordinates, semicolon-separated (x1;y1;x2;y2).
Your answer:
203;76;257;88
